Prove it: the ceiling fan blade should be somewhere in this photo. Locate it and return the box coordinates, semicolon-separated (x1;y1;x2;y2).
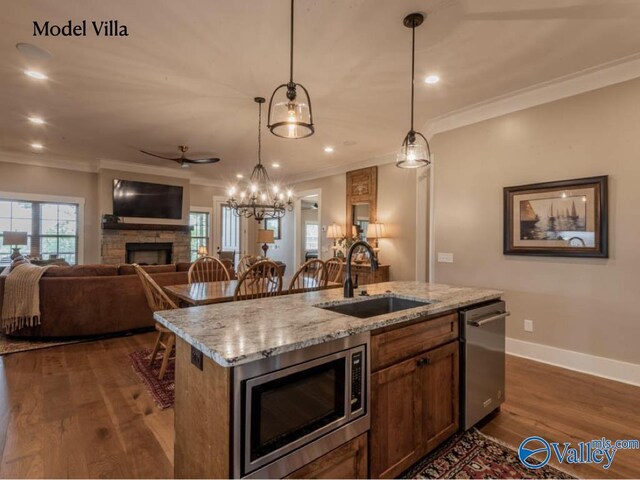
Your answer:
464;4;640;21
184;157;221;164
139;150;181;161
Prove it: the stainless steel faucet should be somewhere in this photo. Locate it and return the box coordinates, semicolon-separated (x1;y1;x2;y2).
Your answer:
344;240;379;298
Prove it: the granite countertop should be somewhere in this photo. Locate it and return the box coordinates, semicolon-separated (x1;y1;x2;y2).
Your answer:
154;281;502;367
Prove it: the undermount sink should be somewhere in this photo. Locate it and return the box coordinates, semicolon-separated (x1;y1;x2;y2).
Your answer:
319;295;431;319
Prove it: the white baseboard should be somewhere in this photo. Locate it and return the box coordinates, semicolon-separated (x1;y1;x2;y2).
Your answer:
506;338;640;387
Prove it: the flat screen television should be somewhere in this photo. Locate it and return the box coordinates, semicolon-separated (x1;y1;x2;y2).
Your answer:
112;179;183;219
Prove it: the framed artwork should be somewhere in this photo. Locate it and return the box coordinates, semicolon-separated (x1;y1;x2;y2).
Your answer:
504;176;608;258
264;218;281;240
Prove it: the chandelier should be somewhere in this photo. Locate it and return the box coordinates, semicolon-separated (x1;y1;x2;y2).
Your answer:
226;97;294;222
396;13;431;169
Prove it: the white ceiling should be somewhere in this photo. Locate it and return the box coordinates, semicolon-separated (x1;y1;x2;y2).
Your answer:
3;0;640;183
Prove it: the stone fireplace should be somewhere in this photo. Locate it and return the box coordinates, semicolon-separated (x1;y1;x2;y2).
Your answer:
101;223;191;265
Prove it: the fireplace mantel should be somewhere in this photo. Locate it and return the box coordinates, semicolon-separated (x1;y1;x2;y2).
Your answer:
102;223;192;233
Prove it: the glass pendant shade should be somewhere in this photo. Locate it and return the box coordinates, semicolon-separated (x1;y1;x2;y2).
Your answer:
396;131;431;169
268;84;314;139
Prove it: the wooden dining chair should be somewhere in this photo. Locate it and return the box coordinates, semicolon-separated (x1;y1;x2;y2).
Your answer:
288;259;325;294
133;264;179;380
236;254;255;277
234;260;283;301
324;258;344;286
188;255;231;284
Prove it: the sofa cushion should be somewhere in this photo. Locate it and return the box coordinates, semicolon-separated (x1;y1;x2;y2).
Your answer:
118;264;177;275
44;264;118;277
175;262;192;272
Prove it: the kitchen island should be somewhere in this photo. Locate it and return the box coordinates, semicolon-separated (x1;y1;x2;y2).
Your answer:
155;281;502;479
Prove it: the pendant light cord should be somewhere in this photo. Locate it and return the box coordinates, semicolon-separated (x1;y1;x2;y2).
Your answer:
289;0;295;83
410;22;416;131
258;101;262;165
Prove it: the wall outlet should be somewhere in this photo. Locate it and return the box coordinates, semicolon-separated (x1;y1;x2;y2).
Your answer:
437;252;454;263
191;345;203;370
524;319;534;332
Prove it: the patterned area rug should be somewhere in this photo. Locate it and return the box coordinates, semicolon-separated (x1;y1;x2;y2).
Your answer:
0;334;85;355
130;348;175;409
404;429;575;479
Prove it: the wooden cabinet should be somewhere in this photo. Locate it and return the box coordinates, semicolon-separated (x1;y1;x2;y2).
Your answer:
286;434;368;479
369;314;460;479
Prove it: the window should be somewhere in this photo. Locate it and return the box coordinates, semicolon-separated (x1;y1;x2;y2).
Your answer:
305;222;319;252
0;199;79;265
189;211;210;261
221;205;240;253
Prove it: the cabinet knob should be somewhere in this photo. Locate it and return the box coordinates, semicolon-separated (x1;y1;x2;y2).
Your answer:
417;357;431;367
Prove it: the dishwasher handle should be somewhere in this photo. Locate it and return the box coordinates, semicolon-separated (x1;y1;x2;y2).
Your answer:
468;311;510;327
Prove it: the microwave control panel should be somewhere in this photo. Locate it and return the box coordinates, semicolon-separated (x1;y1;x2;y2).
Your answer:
351;351;363;412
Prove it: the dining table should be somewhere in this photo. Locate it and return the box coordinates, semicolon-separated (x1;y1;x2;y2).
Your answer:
164;275;341;307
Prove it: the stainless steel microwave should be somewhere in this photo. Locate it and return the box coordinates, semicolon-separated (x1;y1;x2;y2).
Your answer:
232;332;370;478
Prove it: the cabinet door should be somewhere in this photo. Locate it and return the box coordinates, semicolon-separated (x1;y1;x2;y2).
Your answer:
419;341;459;452
285;434;368;479
369;355;423;478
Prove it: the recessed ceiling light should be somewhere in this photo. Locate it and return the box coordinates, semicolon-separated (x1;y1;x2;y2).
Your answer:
31;143;44;150
272;162;280;168
425;75;440;84
236;173;244;179
28;116;45;125
324;146;334;153
24;70;48;80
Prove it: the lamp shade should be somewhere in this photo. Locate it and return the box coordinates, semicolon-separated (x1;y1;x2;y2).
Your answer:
257;229;275;244
326;223;343;239
2;231;28;246
366;223;386;239
197;245;208;256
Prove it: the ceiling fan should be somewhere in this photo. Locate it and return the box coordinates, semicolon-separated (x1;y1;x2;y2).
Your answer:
139;145;220;168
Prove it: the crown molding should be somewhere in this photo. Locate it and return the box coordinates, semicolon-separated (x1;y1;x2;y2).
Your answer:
0;151;98;173
425;52;640;137
283;152;396;185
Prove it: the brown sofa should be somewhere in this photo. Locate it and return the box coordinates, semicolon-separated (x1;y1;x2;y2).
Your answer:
0;262;231;339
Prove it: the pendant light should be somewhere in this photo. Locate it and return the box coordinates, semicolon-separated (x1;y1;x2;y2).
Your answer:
396;13;431;169
267;0;314;139
226;98;294;222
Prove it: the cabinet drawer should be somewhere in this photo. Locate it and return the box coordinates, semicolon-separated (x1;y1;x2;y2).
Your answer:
371;313;458;371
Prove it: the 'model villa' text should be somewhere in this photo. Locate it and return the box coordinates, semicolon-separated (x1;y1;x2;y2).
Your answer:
33;20;129;37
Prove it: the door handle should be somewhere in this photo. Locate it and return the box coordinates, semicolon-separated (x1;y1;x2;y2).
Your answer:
468;311;510;327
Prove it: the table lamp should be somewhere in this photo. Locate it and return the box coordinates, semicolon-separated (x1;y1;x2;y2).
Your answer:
197;245;208;257
2;231;28;260
366;223;386;249
326;223;343;254
257;229;275;257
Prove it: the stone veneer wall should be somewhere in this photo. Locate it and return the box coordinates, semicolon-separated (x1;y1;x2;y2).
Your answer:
101;229;191;265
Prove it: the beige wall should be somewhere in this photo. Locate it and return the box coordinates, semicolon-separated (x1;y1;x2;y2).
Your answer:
0;162;101;263
276;164;417;280
431;78;640;365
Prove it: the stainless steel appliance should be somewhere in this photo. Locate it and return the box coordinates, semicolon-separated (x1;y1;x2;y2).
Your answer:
233;332;370;478
460;301;509;430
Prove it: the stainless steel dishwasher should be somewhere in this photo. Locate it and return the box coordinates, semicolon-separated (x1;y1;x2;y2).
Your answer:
460;301;510;430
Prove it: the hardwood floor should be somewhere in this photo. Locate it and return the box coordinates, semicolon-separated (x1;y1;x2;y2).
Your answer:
0;334;638;478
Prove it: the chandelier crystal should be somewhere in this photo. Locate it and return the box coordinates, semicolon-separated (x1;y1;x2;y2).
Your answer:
226;97;293;222
396;13;431;169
